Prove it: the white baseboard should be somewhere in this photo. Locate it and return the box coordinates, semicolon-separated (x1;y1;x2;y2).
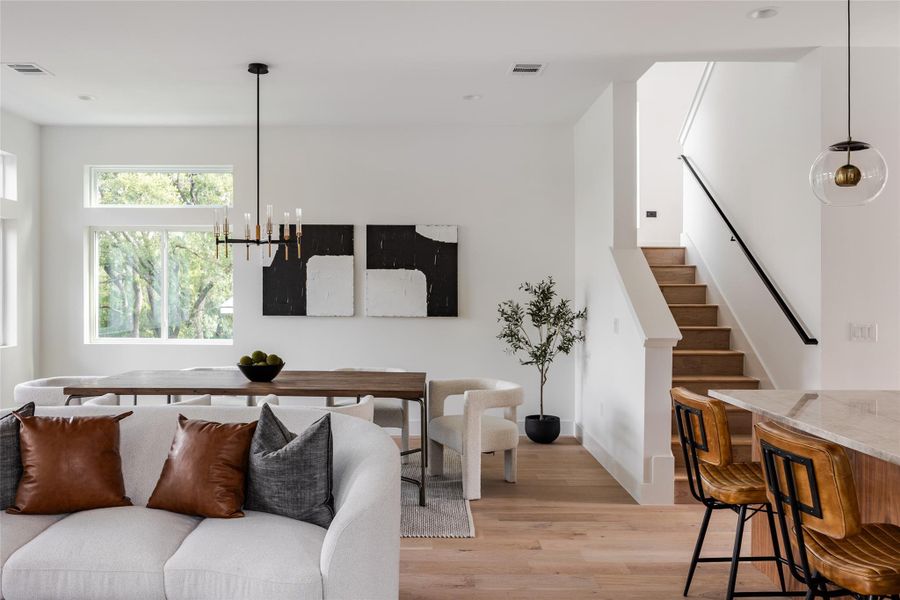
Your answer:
578;427;674;505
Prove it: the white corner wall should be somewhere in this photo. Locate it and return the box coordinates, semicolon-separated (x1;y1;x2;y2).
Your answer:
0;110;40;403
682;55;823;389
637;62;707;246
683;48;900;390
35;125;578;423
574;84;678;504
819;47;900;388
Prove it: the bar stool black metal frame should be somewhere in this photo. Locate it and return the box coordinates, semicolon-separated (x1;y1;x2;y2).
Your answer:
759;440;900;600
674;402;796;599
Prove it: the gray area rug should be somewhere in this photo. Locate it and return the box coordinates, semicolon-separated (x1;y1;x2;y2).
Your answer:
401;451;475;538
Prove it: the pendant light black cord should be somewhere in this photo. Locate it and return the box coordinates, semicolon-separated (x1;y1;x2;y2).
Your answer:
847;0;852;143
256;70;261;227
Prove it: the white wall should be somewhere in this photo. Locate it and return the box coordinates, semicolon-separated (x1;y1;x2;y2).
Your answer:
819;47;900;388
683;56;823;389
0;110;40;404
574;84;678;504
637;63;706;246
36;125;578;426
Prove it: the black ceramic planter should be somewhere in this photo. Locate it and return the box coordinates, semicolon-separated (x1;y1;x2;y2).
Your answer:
525;414;561;444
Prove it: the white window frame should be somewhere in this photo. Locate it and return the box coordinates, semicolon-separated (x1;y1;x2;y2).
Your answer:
85;164;234;345
86;165;233;208
0;150;18;348
89;226;232;345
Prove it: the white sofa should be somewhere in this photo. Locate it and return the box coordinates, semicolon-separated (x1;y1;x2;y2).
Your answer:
0;405;400;600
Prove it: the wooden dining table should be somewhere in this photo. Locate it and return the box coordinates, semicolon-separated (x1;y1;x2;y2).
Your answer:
64;369;430;506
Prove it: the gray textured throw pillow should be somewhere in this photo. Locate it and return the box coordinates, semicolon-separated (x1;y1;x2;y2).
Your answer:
245;405;334;528
1;402;36;510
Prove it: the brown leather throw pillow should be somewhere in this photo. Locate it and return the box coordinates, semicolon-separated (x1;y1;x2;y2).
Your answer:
147;415;257;518
7;412;134;515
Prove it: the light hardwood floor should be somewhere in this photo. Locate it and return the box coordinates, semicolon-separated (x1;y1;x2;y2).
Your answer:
400;437;774;600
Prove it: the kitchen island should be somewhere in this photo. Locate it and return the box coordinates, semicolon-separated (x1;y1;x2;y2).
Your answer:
709;389;900;589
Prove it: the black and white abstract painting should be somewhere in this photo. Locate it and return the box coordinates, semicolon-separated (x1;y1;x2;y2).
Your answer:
262;224;354;316
366;225;458;317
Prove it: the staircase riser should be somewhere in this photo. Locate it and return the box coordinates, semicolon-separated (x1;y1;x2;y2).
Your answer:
670;306;718;326
673;354;744;376
677;329;731;349
661;286;707;304
651;266;696;284
642;247;685;266
672;443;753;469
673;380;760;396
671;410;753;435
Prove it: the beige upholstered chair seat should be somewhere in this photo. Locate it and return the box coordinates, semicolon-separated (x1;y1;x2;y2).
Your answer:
372;398;405;428
429;415;519;454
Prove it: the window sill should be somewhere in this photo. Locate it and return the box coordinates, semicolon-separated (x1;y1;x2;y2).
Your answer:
88;338;232;346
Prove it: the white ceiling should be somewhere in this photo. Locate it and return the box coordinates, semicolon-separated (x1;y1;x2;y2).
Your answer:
2;1;899;126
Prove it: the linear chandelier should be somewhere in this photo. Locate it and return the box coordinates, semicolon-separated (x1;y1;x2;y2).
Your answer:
214;63;302;260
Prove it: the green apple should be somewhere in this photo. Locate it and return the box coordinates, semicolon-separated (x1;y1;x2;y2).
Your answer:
251;350;267;363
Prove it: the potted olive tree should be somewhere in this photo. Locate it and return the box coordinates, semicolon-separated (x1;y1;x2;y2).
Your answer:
497;277;586;443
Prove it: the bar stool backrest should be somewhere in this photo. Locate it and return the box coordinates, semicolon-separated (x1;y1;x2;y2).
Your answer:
671;387;733;466
671;387;734;505
755;421;861;540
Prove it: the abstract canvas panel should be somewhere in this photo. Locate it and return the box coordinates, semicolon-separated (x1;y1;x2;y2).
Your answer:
366;225;458;317
262;224;354;316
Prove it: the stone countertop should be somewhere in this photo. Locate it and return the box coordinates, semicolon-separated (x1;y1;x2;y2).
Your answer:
709;389;900;466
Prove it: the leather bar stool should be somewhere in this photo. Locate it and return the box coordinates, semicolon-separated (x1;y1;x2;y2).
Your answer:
672;387;792;599
756;421;900;600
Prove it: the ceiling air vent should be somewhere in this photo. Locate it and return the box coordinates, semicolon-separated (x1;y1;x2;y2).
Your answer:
4;62;53;76
509;63;545;76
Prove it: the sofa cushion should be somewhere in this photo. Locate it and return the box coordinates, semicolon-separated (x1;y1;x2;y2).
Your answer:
147;415;256;518
164;510;325;600
0;403;35;510
245;406;334;527
1;506;199;600
0;512;66;587
8;413;133;515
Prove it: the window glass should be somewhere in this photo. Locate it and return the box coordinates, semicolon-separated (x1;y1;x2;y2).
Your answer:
167;231;233;340
96;231;163;338
92;168;232;206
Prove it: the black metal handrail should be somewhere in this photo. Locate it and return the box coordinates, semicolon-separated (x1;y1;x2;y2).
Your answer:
679;155;818;345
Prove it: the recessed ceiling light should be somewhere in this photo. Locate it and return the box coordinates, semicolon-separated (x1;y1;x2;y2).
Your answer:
748;7;779;19
462;94;483;101
77;94;96;101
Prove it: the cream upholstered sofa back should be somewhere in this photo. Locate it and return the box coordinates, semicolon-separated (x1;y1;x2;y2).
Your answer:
4;405;401;599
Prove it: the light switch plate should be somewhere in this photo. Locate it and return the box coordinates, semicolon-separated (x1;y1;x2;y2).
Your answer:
849;323;878;342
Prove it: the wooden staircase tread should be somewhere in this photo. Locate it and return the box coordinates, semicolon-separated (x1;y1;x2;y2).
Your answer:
679;325;730;330
672;375;760;383
673;349;743;356
672;433;752;445
668;303;716;308
659;283;706;287
641;246;686;249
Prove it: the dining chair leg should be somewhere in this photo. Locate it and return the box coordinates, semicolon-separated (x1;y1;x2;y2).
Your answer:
504;448;517;483
764;503;788;592
684;504;713;596
725;504;747;600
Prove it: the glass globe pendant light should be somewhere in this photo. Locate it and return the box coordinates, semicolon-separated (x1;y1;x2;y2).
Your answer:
809;0;888;206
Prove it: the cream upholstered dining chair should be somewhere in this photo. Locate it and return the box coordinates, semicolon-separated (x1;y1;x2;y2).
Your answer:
427;379;523;500
15;376;117;406
325;368;410;457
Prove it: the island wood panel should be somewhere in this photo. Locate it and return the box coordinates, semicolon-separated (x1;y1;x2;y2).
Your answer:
749;414;900;590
